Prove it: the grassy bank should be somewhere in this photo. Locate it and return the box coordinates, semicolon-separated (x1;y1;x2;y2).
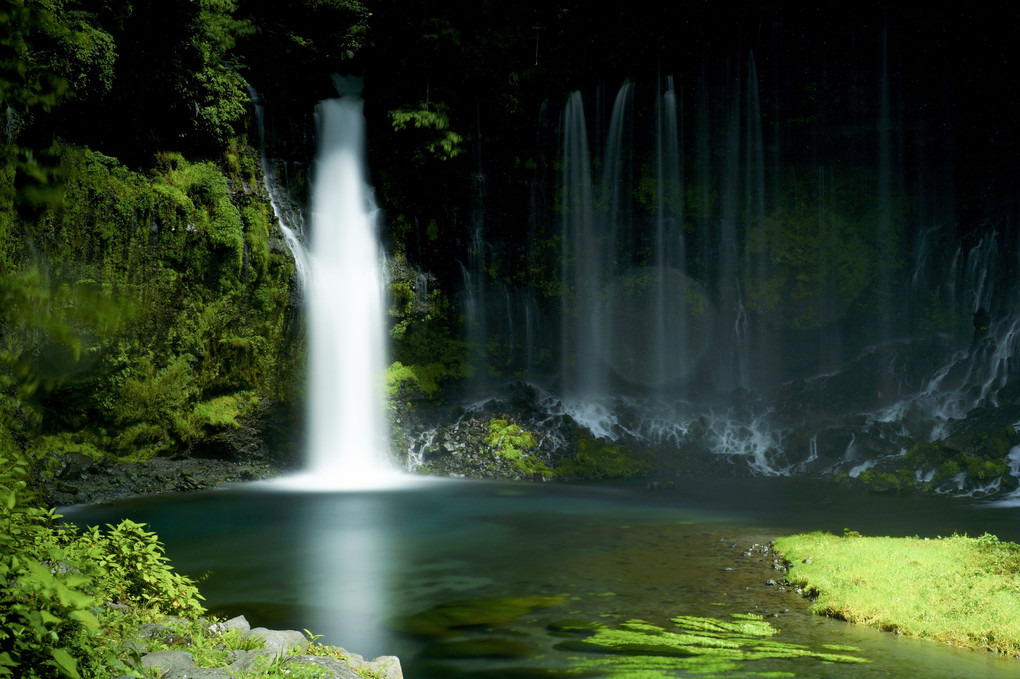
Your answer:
774;531;1020;655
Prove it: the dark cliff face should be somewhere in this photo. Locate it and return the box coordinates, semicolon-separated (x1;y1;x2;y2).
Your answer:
4;1;1019;494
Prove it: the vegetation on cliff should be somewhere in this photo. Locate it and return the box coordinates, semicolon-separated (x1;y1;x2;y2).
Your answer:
0;0;317;480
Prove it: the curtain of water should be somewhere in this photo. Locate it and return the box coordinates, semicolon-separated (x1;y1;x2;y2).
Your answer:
305;97;393;484
560;91;603;398
654;77;686;392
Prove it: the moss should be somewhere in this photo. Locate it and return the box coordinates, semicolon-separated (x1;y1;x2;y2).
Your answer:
385;360;463;403
855;468;915;494
556;437;652;479
776;531;1020;655
192;392;252;431
2;144;297;465
860;424;1017;495
559;613;866;675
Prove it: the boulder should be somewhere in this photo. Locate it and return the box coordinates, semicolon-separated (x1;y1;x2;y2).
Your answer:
247;627;310;656
140;650;196;674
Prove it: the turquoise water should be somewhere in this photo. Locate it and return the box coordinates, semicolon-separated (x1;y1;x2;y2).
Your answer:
64;477;1020;678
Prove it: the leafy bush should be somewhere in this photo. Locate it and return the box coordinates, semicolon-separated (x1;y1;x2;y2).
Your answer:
1;449;205;678
483;418;554;480
1;450;104;679
484;419;536;460
65;520;204;616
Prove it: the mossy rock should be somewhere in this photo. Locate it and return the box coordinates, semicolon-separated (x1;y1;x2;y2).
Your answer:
556;436;652;479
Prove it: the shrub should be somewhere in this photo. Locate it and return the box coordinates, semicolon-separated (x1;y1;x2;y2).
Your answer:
1;449;204;678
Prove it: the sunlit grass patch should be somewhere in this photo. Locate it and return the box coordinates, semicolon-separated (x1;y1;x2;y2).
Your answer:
775;531;1020;654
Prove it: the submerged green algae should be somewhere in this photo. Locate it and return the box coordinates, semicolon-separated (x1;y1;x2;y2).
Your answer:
393;595;568;638
558;613;867;676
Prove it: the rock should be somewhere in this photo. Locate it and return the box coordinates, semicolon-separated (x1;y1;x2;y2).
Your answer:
164;669;234;679
228;649;276;672
209;615;251;636
141;650;196;674
283;656;363;679
354;654;403;679
247;627;310;656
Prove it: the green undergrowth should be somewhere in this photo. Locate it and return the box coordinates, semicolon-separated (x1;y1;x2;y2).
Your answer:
385;252;466;406
1;448;205;678
134;618;385;679
1;448;382;678
774;530;1020;654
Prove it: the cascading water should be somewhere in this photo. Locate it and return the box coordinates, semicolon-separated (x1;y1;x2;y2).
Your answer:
259;82;405;490
422;56;1020;493
249;86;311;285
303;94;395;487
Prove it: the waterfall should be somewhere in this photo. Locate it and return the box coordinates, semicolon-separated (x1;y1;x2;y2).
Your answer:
560;91;603;398
302;95;395;487
255;86;404;490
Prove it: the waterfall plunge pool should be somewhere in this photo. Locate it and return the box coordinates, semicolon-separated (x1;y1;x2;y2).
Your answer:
63;476;1020;678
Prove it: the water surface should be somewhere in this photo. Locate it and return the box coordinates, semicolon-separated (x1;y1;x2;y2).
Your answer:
64;477;1020;678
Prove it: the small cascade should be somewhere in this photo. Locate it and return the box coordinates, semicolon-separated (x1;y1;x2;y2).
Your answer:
249;86;311;285
652;77;687;393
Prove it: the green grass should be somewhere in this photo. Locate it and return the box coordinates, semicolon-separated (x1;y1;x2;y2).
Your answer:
774;531;1020;654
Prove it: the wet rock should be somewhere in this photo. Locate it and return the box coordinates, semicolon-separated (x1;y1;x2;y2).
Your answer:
126;617;401;679
227;650;276;673
360;654;403;679
39;457;281;506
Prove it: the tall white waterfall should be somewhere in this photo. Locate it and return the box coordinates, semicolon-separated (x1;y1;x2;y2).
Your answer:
254;84;411;491
303;96;395;487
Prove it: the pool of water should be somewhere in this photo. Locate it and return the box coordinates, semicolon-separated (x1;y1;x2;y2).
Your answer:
63;476;1020;678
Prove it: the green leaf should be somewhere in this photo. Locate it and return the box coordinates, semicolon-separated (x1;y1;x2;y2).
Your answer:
68;609;99;631
54;581;94;610
49;647;81;679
